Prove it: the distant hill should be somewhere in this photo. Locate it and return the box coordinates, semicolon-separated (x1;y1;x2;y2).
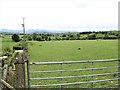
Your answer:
0;29;77;34
0;29;23;34
0;29;118;34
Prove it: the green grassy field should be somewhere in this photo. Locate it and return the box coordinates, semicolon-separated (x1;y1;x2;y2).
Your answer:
2;35;118;61
28;40;118;62
2;35;16;50
28;40;118;88
1;35;119;88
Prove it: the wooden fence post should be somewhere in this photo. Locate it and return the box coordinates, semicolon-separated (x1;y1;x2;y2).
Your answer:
14;51;26;88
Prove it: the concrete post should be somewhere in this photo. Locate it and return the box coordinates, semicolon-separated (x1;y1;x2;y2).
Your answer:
14;51;26;88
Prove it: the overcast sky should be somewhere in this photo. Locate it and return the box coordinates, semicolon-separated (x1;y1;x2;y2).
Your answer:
0;0;119;32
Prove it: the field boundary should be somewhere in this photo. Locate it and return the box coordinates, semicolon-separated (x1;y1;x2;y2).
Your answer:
28;58;120;88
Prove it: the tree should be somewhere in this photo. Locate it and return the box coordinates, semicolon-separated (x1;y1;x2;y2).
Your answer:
45;36;48;41
48;37;51;41
12;34;20;42
36;36;42;41
103;34;109;39
32;33;37;40
77;33;80;37
62;34;66;37
87;33;97;40
27;35;32;41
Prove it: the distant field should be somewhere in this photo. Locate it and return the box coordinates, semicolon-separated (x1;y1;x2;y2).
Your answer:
28;40;118;62
2;35;16;49
2;35;118;61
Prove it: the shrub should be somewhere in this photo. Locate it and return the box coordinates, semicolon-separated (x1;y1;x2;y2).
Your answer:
87;34;97;40
13;46;23;50
12;34;20;42
36;36;42;41
27;35;32;41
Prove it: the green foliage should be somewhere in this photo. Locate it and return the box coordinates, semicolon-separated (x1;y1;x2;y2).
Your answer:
87;33;97;40
26;30;119;41
32;33;37;40
62;34;66;37
12;34;20;42
27;35;32;41
2;46;12;56
36;36;42;41
103;34;118;39
103;34;109;39
48;37;51;41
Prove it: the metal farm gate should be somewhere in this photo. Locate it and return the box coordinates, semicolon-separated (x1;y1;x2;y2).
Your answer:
27;58;120;89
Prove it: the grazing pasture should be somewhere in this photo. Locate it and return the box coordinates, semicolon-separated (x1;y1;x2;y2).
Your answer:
28;40;118;88
28;40;118;62
2;35;16;49
1;34;119;88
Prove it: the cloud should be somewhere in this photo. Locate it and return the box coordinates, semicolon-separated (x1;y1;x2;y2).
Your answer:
0;0;118;31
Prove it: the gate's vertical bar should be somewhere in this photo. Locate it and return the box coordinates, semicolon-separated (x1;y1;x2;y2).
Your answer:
27;60;30;89
118;58;120;89
0;32;2;90
60;63;62;90
91;61;94;89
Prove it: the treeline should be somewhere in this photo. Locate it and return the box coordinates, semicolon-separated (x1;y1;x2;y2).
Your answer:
23;31;120;41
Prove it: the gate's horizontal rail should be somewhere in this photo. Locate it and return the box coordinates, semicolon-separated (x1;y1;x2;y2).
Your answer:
31;78;119;87
30;72;119;80
30;66;118;73
29;58;119;65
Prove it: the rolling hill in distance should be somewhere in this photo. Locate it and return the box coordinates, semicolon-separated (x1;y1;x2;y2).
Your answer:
0;29;118;34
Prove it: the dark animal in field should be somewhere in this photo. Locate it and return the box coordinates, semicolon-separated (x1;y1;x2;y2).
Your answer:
113;73;116;77
78;48;81;50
